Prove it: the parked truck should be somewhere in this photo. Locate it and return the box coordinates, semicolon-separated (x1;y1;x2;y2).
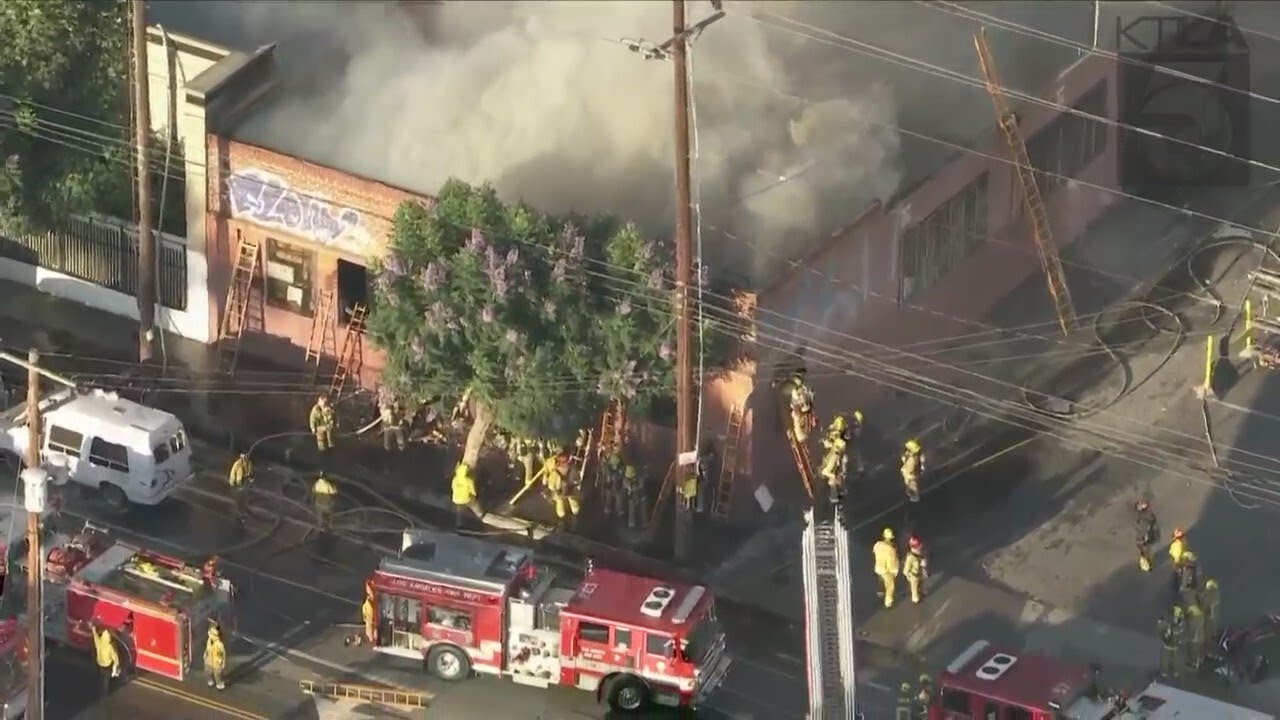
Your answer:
364;528;731;713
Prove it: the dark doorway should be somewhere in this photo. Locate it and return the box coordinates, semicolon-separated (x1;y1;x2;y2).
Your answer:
337;258;368;322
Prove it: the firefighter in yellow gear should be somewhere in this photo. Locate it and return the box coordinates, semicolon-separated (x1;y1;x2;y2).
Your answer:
896;682;914;719
309;394;337;452
819;430;848;503
451;462;483;526
513;438;538;487
1169;528;1187;565
914;674;934;716
1201;579;1220;655
1158;605;1184;676
362;583;377;647
543;452;580;528
873;528;900;608
379;397;407;451
205;621;228;690
1182;603;1204;671
93;621;120;694
1134;499;1158;572
786;372;815;444
312;474;338;531
228;453;253;522
901;439;924;503
677;469;698;511
903;535;928;604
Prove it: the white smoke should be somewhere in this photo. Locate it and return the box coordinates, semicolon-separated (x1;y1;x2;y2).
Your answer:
154;0;1095;283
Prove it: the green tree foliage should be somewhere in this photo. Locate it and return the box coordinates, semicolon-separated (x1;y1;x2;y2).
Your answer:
0;0;138;233
368;179;676;467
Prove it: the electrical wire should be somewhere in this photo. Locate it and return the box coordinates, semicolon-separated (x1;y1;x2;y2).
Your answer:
742;10;1280;181
688;28;708;459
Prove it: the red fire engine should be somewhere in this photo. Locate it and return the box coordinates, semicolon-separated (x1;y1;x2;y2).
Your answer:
931;639;1274;719
0;618;27;719
366;529;731;713
38;530;235;681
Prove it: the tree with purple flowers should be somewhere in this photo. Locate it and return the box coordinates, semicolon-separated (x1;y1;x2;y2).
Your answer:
367;179;675;469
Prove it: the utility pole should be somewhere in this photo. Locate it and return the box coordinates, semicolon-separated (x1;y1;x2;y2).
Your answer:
131;0;156;362
24;350;44;720
671;0;697;562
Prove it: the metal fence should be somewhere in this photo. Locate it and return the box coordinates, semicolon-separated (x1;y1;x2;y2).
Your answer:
0;215;188;310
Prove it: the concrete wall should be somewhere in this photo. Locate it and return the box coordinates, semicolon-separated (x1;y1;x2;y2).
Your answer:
206;137;425;387
710;53;1124;507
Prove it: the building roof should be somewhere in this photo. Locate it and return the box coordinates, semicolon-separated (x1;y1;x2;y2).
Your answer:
45;391;182;448
380;529;532;596
938;641;1095;711
563;567;711;635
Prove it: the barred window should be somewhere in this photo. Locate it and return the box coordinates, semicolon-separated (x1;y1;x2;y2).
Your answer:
1024;81;1108;201
899;174;989;304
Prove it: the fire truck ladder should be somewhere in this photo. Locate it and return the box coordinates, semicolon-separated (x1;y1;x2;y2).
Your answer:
801;505;858;720
304;287;337;383
299;679;431;708
974;29;1076;338
217;238;262;376
328;302;368;398
712;404;744;520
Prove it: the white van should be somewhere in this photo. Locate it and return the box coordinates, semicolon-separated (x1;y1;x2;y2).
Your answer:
2;390;192;508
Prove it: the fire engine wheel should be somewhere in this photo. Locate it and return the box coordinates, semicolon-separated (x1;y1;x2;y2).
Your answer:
426;645;471;682
605;675;650;712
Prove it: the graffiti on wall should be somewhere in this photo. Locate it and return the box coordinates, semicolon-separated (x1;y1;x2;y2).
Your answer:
226;168;373;254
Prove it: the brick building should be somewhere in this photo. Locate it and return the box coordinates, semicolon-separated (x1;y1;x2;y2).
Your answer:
204;138;426;388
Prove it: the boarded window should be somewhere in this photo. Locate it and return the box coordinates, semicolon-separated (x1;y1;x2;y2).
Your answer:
265;238;314;316
899;173;989;303
48;426;84;458
87;437;129;473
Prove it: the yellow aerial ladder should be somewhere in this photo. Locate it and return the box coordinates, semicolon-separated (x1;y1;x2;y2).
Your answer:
974;29;1077;338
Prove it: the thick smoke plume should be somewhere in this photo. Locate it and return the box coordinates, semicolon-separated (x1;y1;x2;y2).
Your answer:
155;0;1093;283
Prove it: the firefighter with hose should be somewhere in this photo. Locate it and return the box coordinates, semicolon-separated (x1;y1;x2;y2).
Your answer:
228;453;253;524
543;448;580;530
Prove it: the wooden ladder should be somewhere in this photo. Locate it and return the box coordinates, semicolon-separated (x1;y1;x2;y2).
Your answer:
304;287;336;383
590;401;627;490
712;404;745;520
788;431;816;503
328;302;368;398
974;29;1076;337
571;428;594;489
299;679;431;708
217;238;262;376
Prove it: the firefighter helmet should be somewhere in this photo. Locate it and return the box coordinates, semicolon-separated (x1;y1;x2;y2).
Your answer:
1135;499;1149;512
1172;606;1184;618
852;410;864;424
831;415;848;432
882;527;895;541
1205;578;1218;591
1182;551;1197;564
909;535;923;551
1173;528;1185;540
904;438;921;453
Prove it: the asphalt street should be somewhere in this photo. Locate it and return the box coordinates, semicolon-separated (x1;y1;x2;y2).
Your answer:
1;438;901;720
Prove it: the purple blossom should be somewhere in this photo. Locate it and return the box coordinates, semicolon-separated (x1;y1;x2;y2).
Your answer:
561;224;584;260
485;246;509;299
481;306;495;324
647;269;663;290
505;329;521;345
617;299;632;316
424;301;447;327
384;251;408;279
467;228;487;254
639;241;654;262
505;247;519;266
410;337;425;360
659;342;672;360
420;262;445;293
551;259;567;282
542;299;556;318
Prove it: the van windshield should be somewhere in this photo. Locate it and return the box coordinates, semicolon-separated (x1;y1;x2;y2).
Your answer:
154;430;186;464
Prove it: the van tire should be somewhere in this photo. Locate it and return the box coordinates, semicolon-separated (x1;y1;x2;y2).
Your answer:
100;483;127;510
605;675;650;712
426;645;471;682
